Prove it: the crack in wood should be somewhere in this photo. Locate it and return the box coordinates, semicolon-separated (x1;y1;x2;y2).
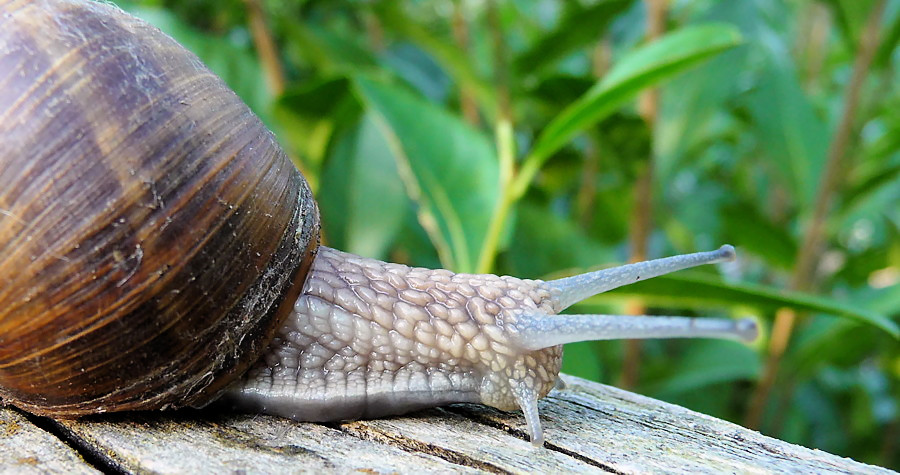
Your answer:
15;409;126;474
334;420;510;474
444;405;623;473
545;443;627;475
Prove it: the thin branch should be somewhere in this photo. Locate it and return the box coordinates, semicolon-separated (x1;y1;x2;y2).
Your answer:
619;0;667;390
745;0;887;430
243;0;286;96
363;10;385;52
577;40;613;229
486;0;511;122
799;2;831;92
476;0;515;274
452;0;480;126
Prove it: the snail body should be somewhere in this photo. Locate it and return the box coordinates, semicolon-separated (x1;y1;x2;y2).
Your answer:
0;0;755;446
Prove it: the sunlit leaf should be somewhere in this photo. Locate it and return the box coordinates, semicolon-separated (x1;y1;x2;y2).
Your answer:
647;340;761;397
353;76;499;273
514;0;635;75
580;272;899;338
742;64;828;207
525;24;743;174
318;113;407;260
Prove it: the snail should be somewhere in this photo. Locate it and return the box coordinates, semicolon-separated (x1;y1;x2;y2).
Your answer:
0;0;758;447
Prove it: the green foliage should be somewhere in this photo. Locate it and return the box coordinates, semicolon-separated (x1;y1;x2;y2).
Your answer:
117;0;899;468
525;23;743;173
355;76;500;272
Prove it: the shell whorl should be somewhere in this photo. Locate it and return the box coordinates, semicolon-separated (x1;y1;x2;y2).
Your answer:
0;0;318;415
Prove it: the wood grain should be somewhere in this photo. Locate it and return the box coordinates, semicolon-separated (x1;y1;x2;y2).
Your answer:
0;407;97;474
3;374;891;474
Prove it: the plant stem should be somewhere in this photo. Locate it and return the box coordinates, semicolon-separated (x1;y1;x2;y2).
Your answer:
620;0;668;390
486;0;511;122
577;40;613;229
478;120;516;274
744;0;887;430
452;0;480;126
243;0;320;192
797;2;831;92
476;0;515;274
243;0;285;96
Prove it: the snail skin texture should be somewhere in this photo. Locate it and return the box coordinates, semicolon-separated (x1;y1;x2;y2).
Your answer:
0;0;757;447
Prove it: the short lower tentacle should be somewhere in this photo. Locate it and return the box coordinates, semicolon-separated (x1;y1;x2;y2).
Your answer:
509;378;544;447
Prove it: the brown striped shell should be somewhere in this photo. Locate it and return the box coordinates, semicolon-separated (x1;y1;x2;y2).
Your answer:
0;0;319;416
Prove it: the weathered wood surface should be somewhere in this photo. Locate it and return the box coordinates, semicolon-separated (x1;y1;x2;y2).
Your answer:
0;405;97;474
2;374;894;474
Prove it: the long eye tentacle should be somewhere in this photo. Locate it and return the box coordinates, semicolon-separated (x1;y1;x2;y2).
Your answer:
510;314;758;351
544;244;736;312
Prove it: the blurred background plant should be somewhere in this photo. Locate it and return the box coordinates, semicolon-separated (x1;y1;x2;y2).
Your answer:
112;0;898;468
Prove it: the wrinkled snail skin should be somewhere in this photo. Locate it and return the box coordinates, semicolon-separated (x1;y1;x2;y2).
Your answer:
0;0;758;448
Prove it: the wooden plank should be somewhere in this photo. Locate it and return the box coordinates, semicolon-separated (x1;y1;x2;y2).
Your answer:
0;407;98;474
6;374;894;474
447;374;895;474
339;408;608;473
55;411;479;474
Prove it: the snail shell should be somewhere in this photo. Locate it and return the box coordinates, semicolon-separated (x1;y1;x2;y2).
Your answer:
0;0;318;416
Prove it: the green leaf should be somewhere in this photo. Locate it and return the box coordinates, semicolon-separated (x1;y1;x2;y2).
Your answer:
821;0;881;52
281;22;378;75
841;163;900;219
647;340;760;397
318;113;407;260
506;204;615;279
580;272;899;338
789;317;882;378
873;7;900;69
560;341;606;383
722;202;798;270
373;3;496;120
514;0;635;75
353;76;499;273
274;78;355;169
524;24;743;176
742;64;828;207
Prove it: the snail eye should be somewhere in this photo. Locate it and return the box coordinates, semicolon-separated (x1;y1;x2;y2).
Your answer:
507;245;754;351
543;245;736;312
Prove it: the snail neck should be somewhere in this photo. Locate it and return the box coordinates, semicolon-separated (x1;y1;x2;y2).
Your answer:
222;246;533;420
